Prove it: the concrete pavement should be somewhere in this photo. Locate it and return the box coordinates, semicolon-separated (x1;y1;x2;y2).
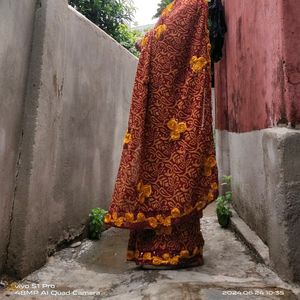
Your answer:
1;203;300;300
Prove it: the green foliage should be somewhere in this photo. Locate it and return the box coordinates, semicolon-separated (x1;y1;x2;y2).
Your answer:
216;175;233;228
115;24;142;57
68;0;140;56
153;0;173;19
222;175;232;185
88;208;108;240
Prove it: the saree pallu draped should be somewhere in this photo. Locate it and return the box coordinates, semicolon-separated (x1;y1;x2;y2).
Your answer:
104;0;218;267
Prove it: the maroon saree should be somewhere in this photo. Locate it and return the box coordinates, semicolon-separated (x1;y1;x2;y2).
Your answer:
104;0;218;267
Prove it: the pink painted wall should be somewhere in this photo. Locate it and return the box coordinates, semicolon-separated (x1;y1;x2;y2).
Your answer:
215;0;300;132
282;0;300;126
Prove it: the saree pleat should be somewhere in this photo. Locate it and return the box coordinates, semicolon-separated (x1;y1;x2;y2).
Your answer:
104;0;218;267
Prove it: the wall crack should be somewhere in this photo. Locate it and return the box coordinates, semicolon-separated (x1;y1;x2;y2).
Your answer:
4;129;24;274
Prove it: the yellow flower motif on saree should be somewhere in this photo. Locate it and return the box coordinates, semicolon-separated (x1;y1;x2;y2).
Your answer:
104;213;111;223
105;177;217;228
114;217;124;227
190;56;208;73
162;216;172;226
133;245;202;264
148;217;158;228
153;257;163;265
137;181;152;204
162;2;175;17
170;256;179;265
123;129;132;144
155;24;167;39
196;200;205;211
207;191;214;202
141;35;148;48
162;253;171;260
180;250;190;258
211;182;218;190
143;252;152;260
156;214;164;222
137;212;146;222
112;212;118;220
204;156;217;176
206;156;217;167
167;118;187;141
125;212;134;222
171;208;181;218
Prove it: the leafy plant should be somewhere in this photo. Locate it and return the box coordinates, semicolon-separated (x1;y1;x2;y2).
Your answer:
88;208;108;239
115;24;142;57
68;0;141;56
153;0;173;18
216;175;232;228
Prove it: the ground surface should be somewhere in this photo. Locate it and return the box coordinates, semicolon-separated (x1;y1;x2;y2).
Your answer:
1;203;300;300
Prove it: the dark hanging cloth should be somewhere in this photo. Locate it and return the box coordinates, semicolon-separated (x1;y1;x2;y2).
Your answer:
208;0;227;63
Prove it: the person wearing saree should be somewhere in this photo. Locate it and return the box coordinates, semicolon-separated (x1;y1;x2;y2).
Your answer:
104;0;221;269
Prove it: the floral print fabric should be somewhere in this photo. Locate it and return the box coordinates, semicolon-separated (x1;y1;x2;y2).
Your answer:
105;0;218;266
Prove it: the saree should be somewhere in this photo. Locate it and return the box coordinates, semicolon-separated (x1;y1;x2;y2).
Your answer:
104;0;218;267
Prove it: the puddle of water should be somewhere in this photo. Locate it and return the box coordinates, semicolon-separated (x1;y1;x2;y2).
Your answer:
77;228;137;274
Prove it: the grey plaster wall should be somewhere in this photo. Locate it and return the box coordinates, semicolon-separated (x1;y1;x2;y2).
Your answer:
216;130;268;243
0;0;37;275
216;128;300;282
1;0;137;278
263;128;300;281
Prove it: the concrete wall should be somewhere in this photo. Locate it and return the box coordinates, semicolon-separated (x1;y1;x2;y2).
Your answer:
0;0;37;276
216;130;268;243
215;0;300;282
1;0;137;278
217;128;300;282
263;129;300;281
